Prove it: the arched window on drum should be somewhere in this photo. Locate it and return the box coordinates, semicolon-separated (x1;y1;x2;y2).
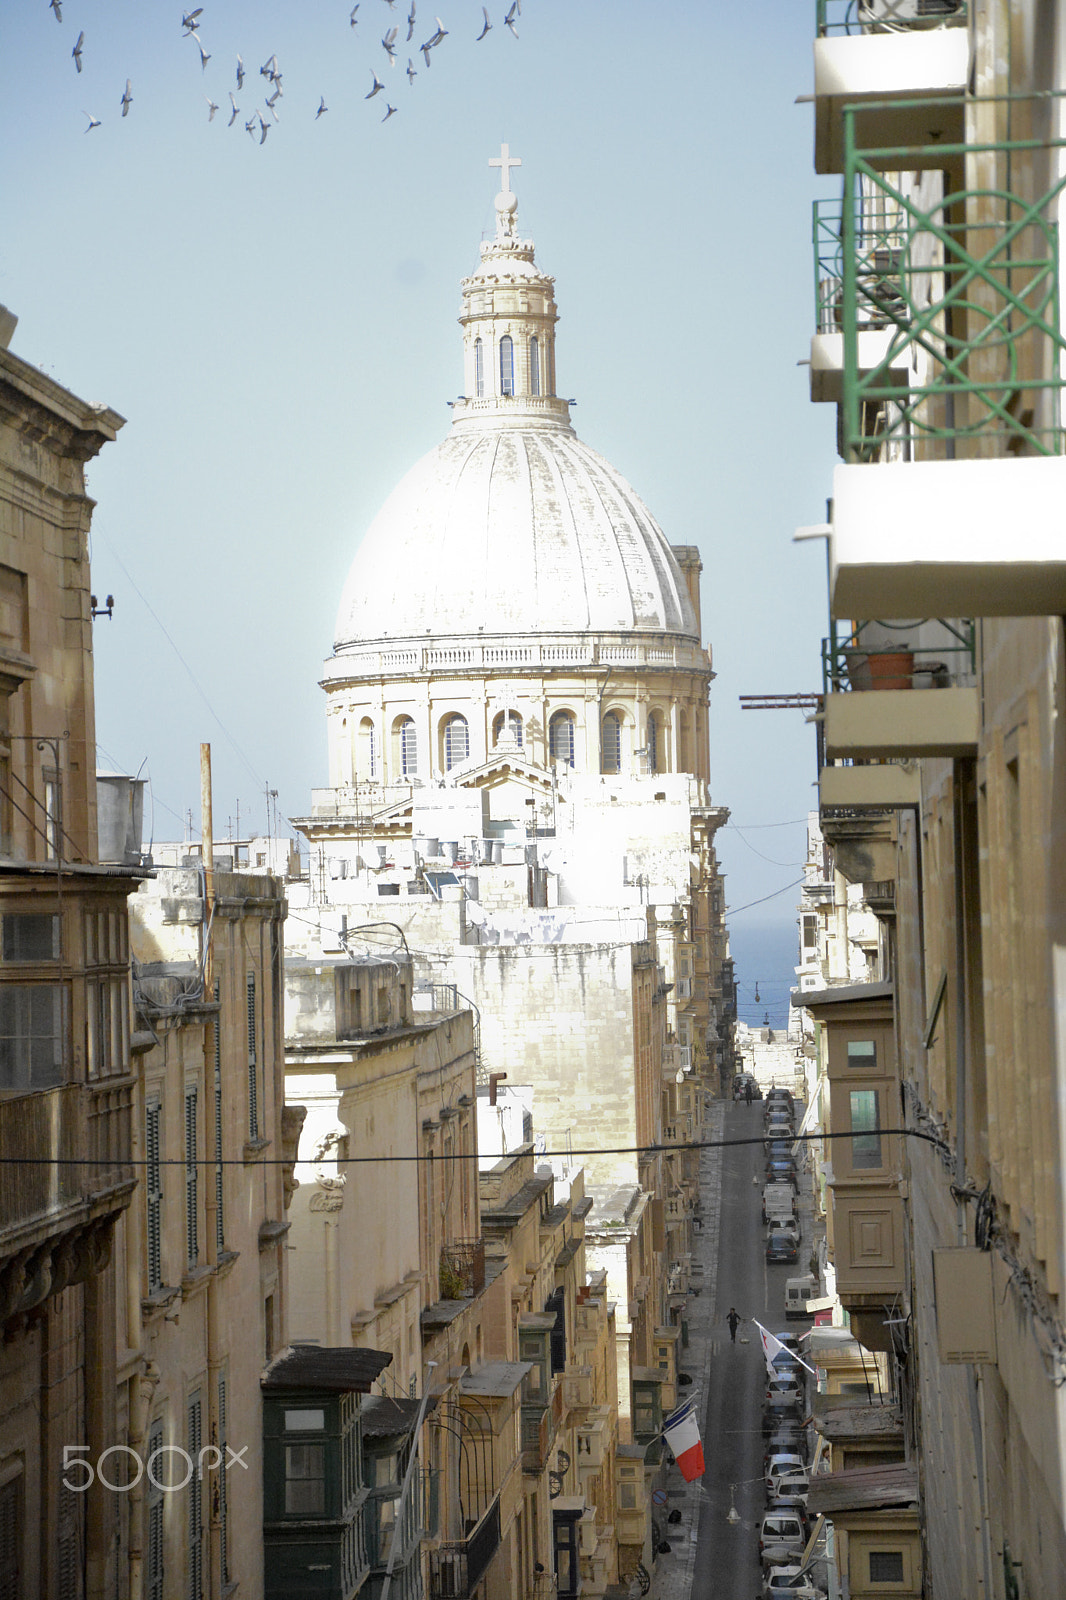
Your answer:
492;710;523;749
601;712;622;774
474;337;484;398
443;715;469;772
549;711;575;767
646;712;660;774
359;718;377;780
396;717;417;779
529;337;540;397
499;336;514;397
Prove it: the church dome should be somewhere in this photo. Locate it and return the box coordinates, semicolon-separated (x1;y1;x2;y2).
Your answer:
333;426;698;649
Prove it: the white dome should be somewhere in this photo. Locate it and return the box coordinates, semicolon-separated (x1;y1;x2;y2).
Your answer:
334;423;698;650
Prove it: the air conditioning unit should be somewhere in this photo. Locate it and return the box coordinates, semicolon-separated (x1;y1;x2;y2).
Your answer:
859;0;963;22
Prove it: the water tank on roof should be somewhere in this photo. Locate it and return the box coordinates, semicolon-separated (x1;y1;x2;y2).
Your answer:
96;774;146;865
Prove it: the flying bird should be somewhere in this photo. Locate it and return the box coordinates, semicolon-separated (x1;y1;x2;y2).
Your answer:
504;1;518;34
245;115;257;138
316;96;328;118
182;9;203;34
382;102;397;122
260;54;277;79
266;85;282;106
429;16;448;44
421;41;432;66
477;6;490;38
406;2;416;41
236;55;245;88
350;4;360;24
121;80;133;116
257;113;269;145
72;31;84;71
197;40;211;70
365;69;385;98
83;111;100;131
228;92;240;126
49;0;62;20
382;25;398;60
205;94;219;120
406;57;417;83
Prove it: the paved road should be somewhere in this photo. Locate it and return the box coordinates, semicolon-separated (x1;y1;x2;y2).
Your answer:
691;1098;808;1600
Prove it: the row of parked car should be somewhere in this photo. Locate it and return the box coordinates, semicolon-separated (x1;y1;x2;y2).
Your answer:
756;1090;826;1599
763;1089;800;1268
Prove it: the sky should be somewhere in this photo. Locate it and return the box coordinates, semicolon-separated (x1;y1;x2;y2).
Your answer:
3;0;837;1027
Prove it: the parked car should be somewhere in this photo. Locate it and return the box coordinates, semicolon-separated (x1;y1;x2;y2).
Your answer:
766;1451;806;1484
764;1425;808;1468
767;1468;810;1510
759;1510;807;1568
766;1373;803;1403
766;1161;799;1190
763;1564;825;1600
769;1216;801;1248
762;1182;796;1226
766;1230;800;1266
765;1088;794;1113
765;1139;794;1162
763;1398;803;1434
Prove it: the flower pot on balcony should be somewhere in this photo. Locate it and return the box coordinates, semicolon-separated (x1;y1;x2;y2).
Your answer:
867;649;915;690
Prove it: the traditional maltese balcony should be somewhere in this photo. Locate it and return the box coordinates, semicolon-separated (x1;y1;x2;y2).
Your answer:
813;0;969;176
820;619;978;762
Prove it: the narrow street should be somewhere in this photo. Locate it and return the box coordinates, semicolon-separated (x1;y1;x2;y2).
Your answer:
691;1096;812;1600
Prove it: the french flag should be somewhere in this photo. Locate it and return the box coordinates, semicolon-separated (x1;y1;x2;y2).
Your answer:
663;1400;705;1482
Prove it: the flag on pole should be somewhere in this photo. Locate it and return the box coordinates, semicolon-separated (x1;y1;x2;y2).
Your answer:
662;1400;705;1482
753;1320;818;1377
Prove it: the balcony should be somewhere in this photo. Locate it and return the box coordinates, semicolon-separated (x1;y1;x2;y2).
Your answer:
439;1238;486;1299
428;1495;501;1600
0;1080;134;1324
821;619;977;761
813;0;969;176
811;199;917;405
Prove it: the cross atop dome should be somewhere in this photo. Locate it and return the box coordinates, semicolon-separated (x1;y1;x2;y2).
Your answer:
489;142;522;239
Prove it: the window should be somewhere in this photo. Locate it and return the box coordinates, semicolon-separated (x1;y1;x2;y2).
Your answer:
213;994;224;1253
850;1088;882;1168
492;709;523;748
499;335;514;396
147;1100;163;1292
285;1443;327;1515
146;1420;164;1600
802;915;818;952
246;974;259;1140
549;711;575;766
0;1473;21;1599
43;771;61;860
848;1039;877;1067
0;984;65;1090
399;717;418;778
601;712;621;774
869;1550;905;1582
188;1394;203;1599
474;336;484;398
217;1377;229;1586
647;712;659;773
185;1088;198;1269
360;718;377;780
2;914;58;963
444;715;469;771
530;336;540;396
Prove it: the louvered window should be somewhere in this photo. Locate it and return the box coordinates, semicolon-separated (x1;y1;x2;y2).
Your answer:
474;337;484;398
218;1377;229;1585
0;1477;20;1600
146;1100;163;1292
188;1394;203;1600
213;985;224;1253
601;713;621;774
646;712;659;773
57;1485;79;1600
185;1089;198;1268
530;336;540;396
549;711;575;767
246;974;259;1140
146;1420;164;1600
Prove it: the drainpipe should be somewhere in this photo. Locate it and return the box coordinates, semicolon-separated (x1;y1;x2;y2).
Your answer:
126;1361;160;1600
201;745;224;1599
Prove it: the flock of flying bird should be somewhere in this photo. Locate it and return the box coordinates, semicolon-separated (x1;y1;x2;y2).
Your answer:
48;0;524;139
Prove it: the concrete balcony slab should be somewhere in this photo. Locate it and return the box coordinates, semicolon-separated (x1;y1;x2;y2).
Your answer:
814;28;969;174
810;331;911;405
819;763;921;809
823;686;979;759
831;456;1066;618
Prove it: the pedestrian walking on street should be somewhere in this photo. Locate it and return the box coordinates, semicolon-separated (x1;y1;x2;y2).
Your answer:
727;1307;741;1343
745;1080;753;1105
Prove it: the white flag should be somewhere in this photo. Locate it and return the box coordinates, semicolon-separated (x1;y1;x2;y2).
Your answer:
754;1319;817;1377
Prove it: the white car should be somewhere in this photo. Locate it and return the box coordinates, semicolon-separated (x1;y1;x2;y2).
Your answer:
763;1564;825;1600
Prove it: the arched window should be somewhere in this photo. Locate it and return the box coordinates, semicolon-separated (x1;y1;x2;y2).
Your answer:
529;337;540;397
549;711;575;767
601;712;621;774
398;717;417;778
678;711;691;774
474;337;484;398
646;712;659;774
444;715;469;771
359;718;377;780
492;710;523;749
499;336;514;396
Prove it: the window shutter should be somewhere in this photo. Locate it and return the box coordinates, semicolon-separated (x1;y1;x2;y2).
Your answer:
246;974;258;1140
146;1420;164;1600
146;1101;163;1292
188;1395;203;1600
185;1089;198;1268
213;985;225;1252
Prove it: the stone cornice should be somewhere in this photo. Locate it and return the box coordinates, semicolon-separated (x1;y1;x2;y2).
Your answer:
0;348;124;464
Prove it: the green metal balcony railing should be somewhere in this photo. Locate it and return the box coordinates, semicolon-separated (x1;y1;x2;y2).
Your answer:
821;618;976;695
834;93;1066;462
817;0;966;37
